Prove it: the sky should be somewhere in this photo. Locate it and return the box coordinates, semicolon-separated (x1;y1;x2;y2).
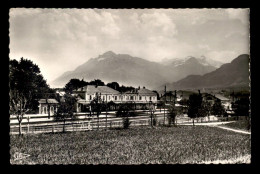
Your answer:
9;8;250;87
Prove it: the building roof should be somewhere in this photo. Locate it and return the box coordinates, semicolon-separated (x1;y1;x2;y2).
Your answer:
137;88;156;96
214;94;230;101
75;85;120;95
38;99;59;104
123;89;138;94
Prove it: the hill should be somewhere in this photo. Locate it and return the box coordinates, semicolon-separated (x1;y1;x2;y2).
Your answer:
164;54;250;90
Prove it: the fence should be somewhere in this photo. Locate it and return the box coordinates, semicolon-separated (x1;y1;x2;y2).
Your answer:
10;110;235;135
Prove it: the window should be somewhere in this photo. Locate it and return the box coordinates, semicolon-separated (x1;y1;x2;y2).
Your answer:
139;96;142;100
115;96;117;100
103;96;105;101
149;97;152;101
89;95;92;100
130;96;134;100
109;96;111;100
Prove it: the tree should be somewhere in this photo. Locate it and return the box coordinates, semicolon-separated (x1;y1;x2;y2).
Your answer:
167;102;183;126
201;101;212;122
9;58;52;135
107;82;120;91
179;98;188;106
64;78;88;94
9;90;30;135
54;94;77;133
118;85;135;93
233;98;250;116
122;117;131;129
167;104;178;126
148;102;156;128
88;79;105;86
90;93;104;130
212;100;225;117
187;93;203;126
197;101;210;122
116;103;132;129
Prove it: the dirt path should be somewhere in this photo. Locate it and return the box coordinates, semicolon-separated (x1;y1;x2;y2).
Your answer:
211;125;251;135
178;121;251;135
177;121;236;126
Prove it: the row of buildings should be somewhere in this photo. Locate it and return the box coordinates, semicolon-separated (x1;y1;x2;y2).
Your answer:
38;85;158;114
74;85;157;112
38;85;235;116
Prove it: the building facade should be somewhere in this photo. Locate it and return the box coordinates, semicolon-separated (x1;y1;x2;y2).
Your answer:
73;85;157;112
38;99;59;115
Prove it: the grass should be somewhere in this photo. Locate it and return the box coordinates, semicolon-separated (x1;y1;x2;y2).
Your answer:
10;126;251;164
222;120;250;131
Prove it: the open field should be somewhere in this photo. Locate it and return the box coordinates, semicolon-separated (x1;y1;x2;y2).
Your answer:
10;125;251;164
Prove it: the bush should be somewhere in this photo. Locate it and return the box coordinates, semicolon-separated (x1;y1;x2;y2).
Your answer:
152;117;157;126
167;105;177;126
116;104;136;117
122;117;131;129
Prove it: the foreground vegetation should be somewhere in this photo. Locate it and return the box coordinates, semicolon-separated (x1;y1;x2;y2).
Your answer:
10;126;250;164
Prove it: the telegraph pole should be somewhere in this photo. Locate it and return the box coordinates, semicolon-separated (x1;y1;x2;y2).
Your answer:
181;91;184;115
164;85;166;125
174;90;177;106
106;94;108;131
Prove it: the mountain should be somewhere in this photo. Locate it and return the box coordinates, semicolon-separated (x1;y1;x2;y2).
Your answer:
166;57;217;81
160;55;223;68
163;54;250;90
52;51;218;89
52;51;169;89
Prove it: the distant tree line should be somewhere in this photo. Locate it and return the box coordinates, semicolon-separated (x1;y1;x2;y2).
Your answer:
64;79;136;93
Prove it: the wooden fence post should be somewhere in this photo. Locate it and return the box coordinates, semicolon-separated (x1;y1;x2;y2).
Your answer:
27;124;29;133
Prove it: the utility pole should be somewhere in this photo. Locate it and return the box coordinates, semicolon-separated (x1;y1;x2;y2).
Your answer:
181;91;184;115
174;90;177;106
106;94;108;131
97;92;100;130
164;85;166;125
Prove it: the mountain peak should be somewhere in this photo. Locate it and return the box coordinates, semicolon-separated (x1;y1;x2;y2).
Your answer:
169;54;250;90
200;55;206;60
101;51;117;57
186;57;199;63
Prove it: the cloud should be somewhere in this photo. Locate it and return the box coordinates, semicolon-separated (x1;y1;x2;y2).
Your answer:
9;8;249;86
140;12;178;38
225;8;249;25
206;50;239;63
